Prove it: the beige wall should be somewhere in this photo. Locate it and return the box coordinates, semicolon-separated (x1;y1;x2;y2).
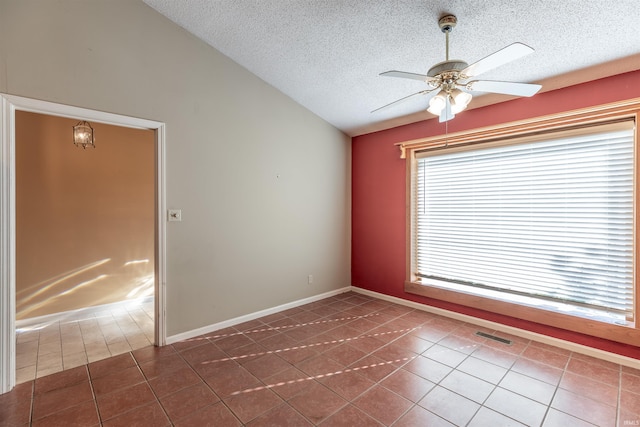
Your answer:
0;0;351;335
15;111;155;320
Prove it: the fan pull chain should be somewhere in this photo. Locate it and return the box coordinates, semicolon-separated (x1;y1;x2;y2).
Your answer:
444;119;449;147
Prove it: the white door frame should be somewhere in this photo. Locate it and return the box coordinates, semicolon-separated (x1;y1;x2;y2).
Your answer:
0;94;167;394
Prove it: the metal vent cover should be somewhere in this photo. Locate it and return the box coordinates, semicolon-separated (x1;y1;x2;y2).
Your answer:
475;331;512;345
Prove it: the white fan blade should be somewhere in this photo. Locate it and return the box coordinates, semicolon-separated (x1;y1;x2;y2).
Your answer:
461;43;534;78
439;97;454;122
380;70;436;83
467;80;542;97
371;89;435;113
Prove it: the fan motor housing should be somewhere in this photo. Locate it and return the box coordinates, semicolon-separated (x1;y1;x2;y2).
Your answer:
427;60;469;78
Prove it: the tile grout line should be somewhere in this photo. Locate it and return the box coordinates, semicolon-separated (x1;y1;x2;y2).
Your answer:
425;324;497;426
226;302;393;425
133;351;175;427
316;304;443;424
85;364;104;427
513;339;553;427
28;379;35;426
617;364;623;427
300;302;395;425
241;312;345;426
415;323;565;426
164;340;243;426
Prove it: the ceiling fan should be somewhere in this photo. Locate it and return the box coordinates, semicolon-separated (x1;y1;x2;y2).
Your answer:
373;14;542;122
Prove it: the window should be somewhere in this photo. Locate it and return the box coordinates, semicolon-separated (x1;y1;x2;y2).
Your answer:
399;100;640;345
414;121;634;324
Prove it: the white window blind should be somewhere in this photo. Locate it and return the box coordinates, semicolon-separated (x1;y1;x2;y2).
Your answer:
415;121;635;322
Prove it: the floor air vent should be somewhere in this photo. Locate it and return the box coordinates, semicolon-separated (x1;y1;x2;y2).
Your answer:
475;331;512;345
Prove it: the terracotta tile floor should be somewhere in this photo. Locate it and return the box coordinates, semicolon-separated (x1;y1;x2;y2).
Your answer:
2;291;640;426
15;299;154;383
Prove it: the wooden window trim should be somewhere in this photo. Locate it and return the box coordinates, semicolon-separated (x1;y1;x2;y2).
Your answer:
402;98;640;347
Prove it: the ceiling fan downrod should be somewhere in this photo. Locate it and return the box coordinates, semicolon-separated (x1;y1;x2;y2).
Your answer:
439;15;457;62
426;15;468;84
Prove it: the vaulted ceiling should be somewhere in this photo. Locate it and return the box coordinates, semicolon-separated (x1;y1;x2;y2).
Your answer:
143;0;640;136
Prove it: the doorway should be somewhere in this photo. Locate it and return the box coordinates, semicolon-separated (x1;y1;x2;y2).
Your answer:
0;94;167;394
15;111;156;382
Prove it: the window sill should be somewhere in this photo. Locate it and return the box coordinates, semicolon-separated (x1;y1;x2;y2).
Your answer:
419;277;629;325
405;280;640;347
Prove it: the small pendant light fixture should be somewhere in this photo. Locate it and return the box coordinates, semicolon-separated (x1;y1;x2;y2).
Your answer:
72;120;95;149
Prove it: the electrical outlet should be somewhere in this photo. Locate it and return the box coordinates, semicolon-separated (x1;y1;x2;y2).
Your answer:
308;275;313;285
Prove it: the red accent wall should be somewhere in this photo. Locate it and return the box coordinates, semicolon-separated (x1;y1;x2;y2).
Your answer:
352;70;640;358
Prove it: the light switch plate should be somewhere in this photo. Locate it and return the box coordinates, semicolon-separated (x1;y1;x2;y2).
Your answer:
168;209;182;222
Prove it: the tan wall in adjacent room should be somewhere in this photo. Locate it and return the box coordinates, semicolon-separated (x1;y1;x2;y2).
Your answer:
16;111;155;320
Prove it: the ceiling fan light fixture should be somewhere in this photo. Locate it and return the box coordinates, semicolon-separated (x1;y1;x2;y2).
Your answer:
450;88;472;114
451;88;472;107
450;98;464;114
427;90;447;115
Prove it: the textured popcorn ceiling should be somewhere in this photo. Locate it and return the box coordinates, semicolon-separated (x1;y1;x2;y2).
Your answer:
142;0;640;136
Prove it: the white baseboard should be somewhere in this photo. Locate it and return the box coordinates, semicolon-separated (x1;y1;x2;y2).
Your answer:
15;296;153;330
166;287;352;344
165;285;639;369
351;286;640;369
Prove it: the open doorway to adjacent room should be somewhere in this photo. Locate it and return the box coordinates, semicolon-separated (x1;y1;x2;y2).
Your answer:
15;111;156;382
0;94;167;393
